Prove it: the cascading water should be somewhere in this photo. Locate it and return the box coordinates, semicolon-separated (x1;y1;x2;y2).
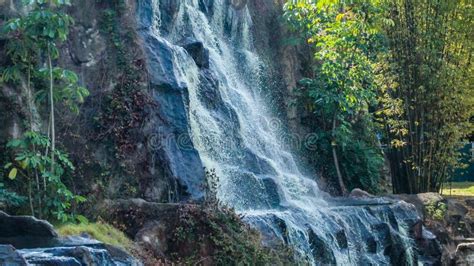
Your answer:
139;0;421;264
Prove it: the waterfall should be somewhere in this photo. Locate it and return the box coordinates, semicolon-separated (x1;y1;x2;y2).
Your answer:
140;0;420;264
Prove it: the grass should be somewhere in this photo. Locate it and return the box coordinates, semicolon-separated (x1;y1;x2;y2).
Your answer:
57;222;133;250
441;182;474;196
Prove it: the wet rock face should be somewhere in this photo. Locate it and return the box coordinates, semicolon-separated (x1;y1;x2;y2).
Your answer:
18;246;115;265
137;2;207;201
366;236;377;253
138;41;203;200
157;0;181;34
0;245;27;266
181;39;210;69
246;198;436;265
388;193;474;265
307;228;336;265
335;230;348;249
199;0;215;16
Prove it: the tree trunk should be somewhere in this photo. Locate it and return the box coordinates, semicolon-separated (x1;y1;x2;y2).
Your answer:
27;67;43;218
332;116;347;195
48;49;55;175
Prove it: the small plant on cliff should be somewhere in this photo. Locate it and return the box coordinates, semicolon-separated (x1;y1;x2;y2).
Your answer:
4;131;85;222
425;201;447;221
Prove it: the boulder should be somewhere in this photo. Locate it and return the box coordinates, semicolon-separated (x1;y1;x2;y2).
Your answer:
0;211;57;238
349;188;373;198
135;221;168;258
455;242;474;265
386;192;445;218
417;193;445;205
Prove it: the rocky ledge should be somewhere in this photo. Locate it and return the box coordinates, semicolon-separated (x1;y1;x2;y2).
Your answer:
0;211;141;265
351;189;474;265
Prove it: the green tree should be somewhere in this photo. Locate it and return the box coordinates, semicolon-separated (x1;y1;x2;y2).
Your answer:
380;0;474;193
1;0;89;220
2;0;86;174
284;0;389;194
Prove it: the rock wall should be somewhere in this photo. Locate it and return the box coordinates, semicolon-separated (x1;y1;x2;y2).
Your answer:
0;0;209;205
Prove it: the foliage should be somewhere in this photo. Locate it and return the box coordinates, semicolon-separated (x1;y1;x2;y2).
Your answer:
0;0;89;220
35;67;89;114
1;0;73;83
170;170;295;264
380;0;474;193
284;0;389;194
2;0;88;173
285;0;473;194
0;183;26;208
57;221;133;250
92;1;152;197
170;204;294;265
4;131;86;222
425;201;447;221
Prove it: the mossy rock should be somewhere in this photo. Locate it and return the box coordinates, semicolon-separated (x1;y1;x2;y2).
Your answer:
57;222;133;251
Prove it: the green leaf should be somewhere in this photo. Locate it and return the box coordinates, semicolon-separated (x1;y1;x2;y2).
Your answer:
76;214;89;224
75;195;87;203
336;13;344;22
7;139;22;148
8;168;18;180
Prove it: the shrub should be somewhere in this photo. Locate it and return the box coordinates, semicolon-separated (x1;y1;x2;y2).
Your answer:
425;201;447;221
